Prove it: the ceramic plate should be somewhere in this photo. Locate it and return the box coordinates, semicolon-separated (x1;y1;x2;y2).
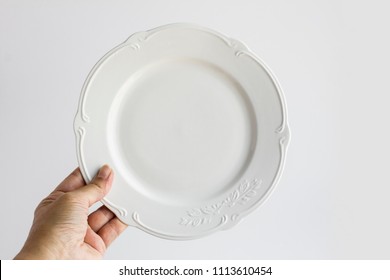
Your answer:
74;23;290;239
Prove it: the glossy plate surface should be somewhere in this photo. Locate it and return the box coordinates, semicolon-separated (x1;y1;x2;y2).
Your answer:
74;24;290;239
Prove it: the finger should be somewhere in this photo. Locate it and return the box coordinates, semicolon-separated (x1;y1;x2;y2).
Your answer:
54;167;86;193
40;168;85;205
97;217;127;248
88;205;115;232
84;226;106;255
72;165;114;207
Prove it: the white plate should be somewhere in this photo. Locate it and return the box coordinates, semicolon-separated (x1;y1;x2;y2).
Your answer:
74;23;290;239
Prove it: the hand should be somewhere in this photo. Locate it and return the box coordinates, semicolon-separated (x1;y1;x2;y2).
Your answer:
14;165;127;259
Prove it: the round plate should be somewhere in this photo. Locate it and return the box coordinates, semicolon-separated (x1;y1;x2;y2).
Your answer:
74;23;290;239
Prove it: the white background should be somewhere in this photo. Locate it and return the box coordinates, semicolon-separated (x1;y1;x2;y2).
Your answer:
1;0;389;259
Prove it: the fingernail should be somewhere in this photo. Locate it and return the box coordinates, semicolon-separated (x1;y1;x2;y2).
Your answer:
97;165;111;179
107;170;114;186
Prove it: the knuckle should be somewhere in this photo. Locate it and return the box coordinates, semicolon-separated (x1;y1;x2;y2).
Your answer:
89;181;105;196
59;192;78;204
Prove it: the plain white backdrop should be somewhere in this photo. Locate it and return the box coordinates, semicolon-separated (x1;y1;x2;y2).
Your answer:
1;0;389;259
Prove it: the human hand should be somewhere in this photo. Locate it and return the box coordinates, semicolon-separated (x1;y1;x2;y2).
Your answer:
14;165;127;259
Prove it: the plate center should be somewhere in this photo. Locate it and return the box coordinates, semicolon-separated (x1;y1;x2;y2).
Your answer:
109;59;256;204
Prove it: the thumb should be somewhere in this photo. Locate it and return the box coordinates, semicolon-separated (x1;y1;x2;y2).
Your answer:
73;165;114;207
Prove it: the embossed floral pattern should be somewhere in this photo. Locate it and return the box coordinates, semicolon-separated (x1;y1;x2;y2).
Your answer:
180;178;261;227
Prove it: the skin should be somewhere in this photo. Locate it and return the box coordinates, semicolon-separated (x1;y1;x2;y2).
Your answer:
14;165;127;259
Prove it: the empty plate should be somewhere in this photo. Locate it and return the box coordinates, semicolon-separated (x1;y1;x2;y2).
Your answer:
74;23;290;239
